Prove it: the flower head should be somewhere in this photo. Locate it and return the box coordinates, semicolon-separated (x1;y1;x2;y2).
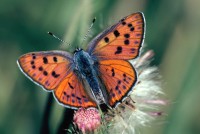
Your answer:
73;108;101;133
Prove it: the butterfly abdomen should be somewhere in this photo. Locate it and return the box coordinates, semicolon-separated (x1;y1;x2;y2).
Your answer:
74;50;107;105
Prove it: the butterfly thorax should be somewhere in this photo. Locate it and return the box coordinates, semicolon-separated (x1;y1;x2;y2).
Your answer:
74;49;94;77
74;49;106;105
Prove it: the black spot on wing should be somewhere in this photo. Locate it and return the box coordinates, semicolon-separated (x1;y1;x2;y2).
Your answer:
32;65;36;69
64;92;67;95
118;80;121;84
53;57;58;62
111;68;115;77
124;34;130;38
128;23;132;27
39;66;43;71
30;61;34;65
31;53;36;59
43;71;48;76
68;82;74;89
134;41;139;45
115;86;119;90
113;30;120;37
115;46;122;54
130;48;136;53
43;57;48;64
76;97;81;100
72;93;75;97
120;17;126;25
124;39;130;45
122;21;126;25
123;85;126;89
52;71;60;78
130;27;135;31
104;37;109;43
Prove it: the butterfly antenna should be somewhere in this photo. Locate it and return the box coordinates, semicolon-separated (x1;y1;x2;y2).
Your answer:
81;17;96;45
47;32;71;46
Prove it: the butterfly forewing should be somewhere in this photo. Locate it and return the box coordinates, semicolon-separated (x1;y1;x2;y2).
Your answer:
98;60;137;108
88;12;145;60
17;51;73;90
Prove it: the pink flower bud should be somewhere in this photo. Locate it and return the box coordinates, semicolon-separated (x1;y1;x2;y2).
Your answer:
73;108;101;133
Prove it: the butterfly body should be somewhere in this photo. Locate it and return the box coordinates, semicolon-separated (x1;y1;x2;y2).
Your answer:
74;49;107;105
17;12;145;109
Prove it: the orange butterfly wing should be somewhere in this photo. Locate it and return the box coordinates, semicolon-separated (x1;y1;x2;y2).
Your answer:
54;71;96;109
17;51;96;109
87;12;145;108
17;51;73;90
98;60;137;108
88;12;145;60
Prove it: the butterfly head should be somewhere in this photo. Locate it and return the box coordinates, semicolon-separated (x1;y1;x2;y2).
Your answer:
74;48;83;53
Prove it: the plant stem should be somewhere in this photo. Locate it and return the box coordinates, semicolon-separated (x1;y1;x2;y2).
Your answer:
40;94;54;134
57;108;74;134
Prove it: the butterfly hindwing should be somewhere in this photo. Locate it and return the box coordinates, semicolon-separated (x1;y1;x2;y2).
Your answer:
88;12;145;60
17;51;73;91
98;60;137;108
54;71;97;109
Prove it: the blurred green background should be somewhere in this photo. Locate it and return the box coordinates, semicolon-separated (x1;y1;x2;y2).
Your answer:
0;0;200;134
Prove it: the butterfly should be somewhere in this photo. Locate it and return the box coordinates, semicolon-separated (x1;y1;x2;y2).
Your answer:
17;12;145;109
